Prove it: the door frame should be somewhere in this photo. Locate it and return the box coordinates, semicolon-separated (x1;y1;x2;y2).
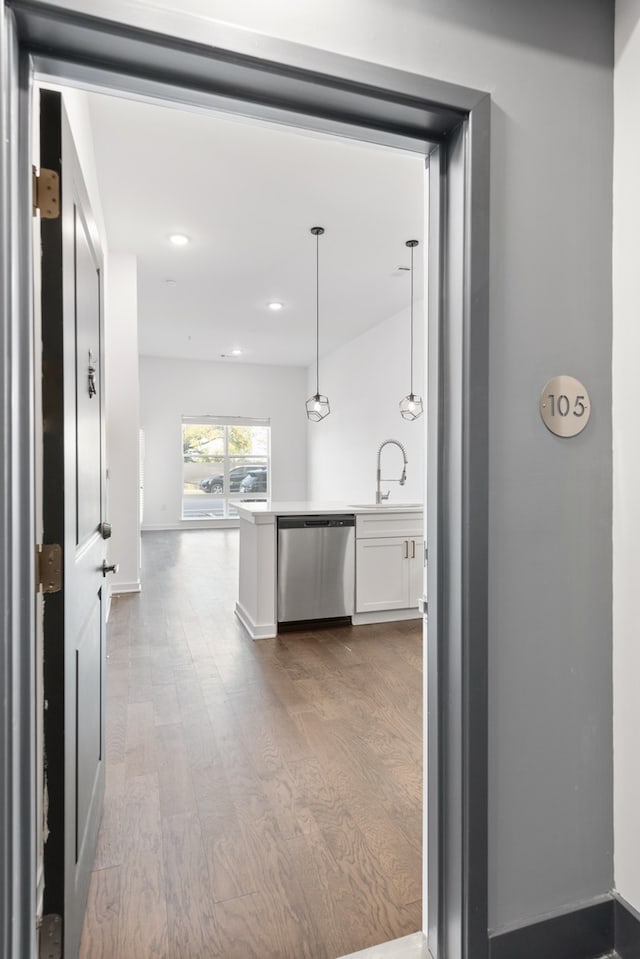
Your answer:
0;4;490;958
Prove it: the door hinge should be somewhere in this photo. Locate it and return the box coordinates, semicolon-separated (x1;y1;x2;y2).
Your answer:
39;914;62;959
36;544;62;594
32;166;60;219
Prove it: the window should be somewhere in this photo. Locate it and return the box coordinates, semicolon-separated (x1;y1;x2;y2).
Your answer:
182;417;270;520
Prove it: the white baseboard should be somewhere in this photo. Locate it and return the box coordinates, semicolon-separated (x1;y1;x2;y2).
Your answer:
111;581;141;595
142;521;239;531
337;933;427;959
235;602;419;637
234;601;277;640
106;582;140;622
351;608;422;626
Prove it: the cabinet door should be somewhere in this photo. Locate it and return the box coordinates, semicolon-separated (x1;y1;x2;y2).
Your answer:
408;537;425;609
356;537;410;612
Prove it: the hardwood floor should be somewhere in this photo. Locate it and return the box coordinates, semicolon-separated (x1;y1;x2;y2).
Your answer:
80;529;422;959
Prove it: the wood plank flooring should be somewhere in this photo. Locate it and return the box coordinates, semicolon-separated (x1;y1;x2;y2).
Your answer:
80;529;422;959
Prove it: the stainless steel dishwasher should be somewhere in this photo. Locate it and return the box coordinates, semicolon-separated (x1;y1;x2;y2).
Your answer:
277;514;355;624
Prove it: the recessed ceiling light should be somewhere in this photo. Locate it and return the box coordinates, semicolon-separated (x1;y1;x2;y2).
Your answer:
230;349;243;356
267;301;283;311
169;233;190;246
165;279;177;286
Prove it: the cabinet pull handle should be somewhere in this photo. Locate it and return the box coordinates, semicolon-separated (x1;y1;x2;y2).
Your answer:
404;540;409;559
411;539;416;559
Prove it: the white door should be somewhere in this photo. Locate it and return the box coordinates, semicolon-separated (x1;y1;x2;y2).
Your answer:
39;88;110;959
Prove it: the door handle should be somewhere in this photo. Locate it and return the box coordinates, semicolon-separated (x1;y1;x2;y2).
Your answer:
411;539;416;559
102;560;119;576
404;540;409;559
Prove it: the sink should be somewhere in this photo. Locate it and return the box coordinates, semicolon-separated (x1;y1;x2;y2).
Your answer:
348;502;422;509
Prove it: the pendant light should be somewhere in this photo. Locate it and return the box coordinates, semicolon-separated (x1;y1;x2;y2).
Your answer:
306;226;330;421
399;239;423;420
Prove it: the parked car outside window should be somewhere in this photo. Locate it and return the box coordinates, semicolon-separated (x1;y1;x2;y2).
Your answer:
239;467;268;493
200;465;260;494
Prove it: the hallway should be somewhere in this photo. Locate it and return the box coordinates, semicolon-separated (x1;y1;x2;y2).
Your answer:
79;530;422;959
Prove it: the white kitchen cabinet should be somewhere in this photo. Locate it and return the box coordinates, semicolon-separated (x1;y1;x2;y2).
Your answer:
354;511;424;617
408;535;425;609
356;535;423;611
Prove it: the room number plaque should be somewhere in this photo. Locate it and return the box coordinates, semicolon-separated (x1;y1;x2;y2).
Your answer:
539;375;590;438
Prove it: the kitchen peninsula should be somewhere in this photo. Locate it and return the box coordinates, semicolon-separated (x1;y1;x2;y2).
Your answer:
235;501;424;639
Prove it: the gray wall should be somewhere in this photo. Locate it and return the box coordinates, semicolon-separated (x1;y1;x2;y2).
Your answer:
613;0;640;915
14;0;615;935
475;4;614;928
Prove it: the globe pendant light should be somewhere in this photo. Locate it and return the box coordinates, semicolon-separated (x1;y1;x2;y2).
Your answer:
306;226;330;421
399;239;423;421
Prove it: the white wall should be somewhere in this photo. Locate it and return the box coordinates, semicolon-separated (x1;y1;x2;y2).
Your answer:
57;91;144;601
105;254;141;593
613;0;640;916
307;304;425;504
44;84;107;249
139;355;308;528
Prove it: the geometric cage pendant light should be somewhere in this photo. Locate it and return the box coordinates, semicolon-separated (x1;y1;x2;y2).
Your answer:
399;238;424;421
306;226;331;422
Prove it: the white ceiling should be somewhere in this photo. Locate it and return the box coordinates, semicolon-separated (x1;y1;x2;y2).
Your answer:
87;92;426;367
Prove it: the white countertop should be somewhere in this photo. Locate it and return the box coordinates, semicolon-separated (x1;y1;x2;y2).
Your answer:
236;500;423;521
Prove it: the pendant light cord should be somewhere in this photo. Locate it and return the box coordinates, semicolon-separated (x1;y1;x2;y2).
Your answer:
410;242;414;396
316;230;320;396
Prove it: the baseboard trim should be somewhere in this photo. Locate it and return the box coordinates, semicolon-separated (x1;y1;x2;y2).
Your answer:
616;896;640;959
351;608;421;626
234;601;277;639
489;898;614;959
142;521;239;531
111;581;141;595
